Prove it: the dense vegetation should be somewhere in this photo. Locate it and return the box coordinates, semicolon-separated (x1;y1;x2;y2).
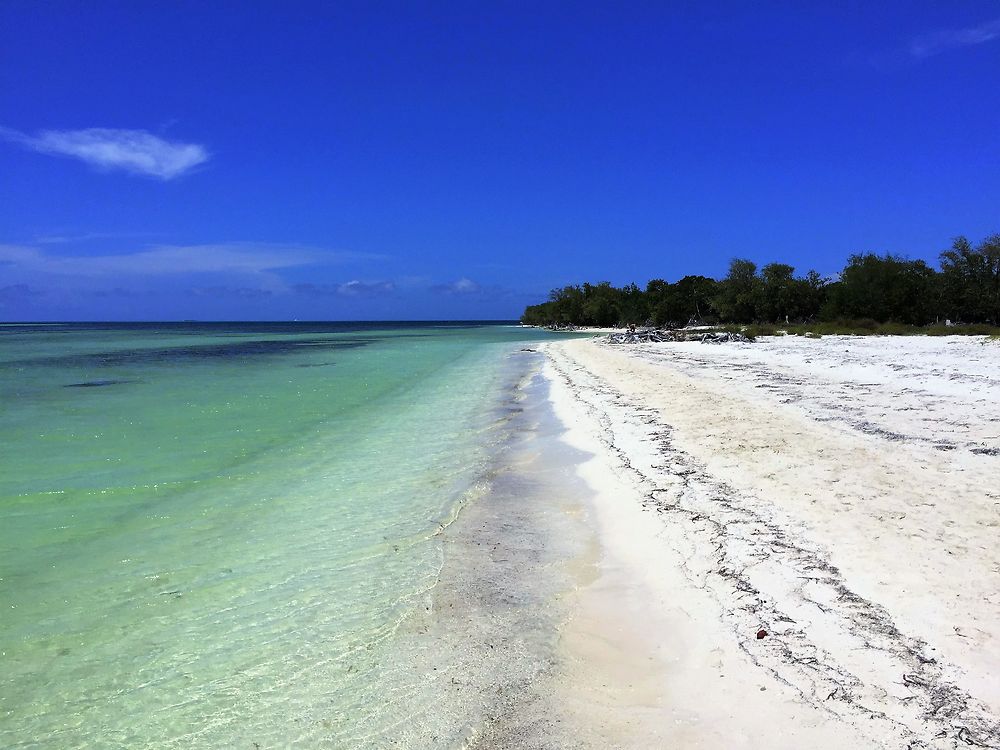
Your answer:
521;234;1000;331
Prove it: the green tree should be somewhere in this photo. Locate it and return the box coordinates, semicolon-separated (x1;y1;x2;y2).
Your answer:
580;282;621;326
673;275;718;324
800;270;828;320
520;231;1000;329
939;234;1000;323
825;254;936;324
714;259;760;322
758;263;795;322
548;285;585;324
618;282;650;325
757;264;827;322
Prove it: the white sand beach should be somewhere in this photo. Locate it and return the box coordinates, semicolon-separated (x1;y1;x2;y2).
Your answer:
541;335;1000;748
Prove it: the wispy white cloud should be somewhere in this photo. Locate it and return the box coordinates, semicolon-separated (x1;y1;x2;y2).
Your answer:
293;280;396;297
187;286;274;300
337;280;396;296
32;230;159;245
0;242;381;278
431;277;481;295
911;15;1000;58
0;126;209;179
427;277;534;302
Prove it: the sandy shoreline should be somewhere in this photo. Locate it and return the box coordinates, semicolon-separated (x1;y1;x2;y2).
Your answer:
538;335;1000;748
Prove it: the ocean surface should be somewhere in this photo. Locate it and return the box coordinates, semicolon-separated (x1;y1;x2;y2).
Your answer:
0;322;571;748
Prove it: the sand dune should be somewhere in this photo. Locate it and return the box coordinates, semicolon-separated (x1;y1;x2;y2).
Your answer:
543;335;1000;749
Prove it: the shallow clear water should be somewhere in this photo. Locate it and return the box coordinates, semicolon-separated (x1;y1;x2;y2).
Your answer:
0;322;561;748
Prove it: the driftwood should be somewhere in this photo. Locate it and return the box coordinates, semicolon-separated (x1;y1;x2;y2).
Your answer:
700;331;753;344
605;328;753;345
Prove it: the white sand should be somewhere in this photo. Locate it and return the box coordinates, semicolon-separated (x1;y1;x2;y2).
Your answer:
542;335;1000;748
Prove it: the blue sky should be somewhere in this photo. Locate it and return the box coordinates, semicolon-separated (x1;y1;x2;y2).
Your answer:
2;1;999;321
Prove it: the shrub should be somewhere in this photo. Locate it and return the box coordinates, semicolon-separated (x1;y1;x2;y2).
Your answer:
874;322;912;336
849;318;880;331
926;323;1000;336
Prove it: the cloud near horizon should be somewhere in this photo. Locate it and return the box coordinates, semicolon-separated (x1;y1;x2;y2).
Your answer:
187;285;274;300
0;242;379;278
0;126;209;179
910;15;1000;58
293;280;396;297
430;277;481;295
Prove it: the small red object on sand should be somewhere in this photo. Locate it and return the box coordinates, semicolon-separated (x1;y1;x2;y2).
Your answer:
756;629;768;639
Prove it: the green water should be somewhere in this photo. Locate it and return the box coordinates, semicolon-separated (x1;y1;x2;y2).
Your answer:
0;322;558;748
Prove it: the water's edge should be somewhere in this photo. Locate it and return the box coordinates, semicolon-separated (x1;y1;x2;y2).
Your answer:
364;352;601;748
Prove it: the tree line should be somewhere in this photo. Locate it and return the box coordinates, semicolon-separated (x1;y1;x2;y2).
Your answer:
520;233;1000;328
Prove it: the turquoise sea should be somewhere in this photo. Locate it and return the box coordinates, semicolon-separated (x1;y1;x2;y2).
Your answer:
0;322;570;748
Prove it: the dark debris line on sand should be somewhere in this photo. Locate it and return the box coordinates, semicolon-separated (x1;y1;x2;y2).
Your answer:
545;346;1000;750
623;343;1000;456
604;328;753;345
